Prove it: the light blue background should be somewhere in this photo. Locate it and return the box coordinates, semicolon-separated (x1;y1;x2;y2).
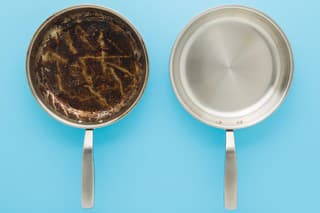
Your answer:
0;0;318;212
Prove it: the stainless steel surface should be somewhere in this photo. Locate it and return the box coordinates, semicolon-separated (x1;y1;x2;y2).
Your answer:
170;5;293;209
26;5;149;208
170;6;293;129
82;129;94;208
224;130;237;210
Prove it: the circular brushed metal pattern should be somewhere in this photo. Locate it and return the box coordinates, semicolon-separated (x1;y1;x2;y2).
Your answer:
170;6;293;129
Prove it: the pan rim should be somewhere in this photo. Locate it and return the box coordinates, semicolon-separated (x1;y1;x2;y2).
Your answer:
170;5;294;130
26;4;149;129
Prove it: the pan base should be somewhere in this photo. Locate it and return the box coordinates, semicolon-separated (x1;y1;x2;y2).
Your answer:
170;6;293;129
182;18;277;117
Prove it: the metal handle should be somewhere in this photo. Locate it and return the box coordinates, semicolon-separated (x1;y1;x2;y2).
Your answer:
82;129;94;208
224;130;237;210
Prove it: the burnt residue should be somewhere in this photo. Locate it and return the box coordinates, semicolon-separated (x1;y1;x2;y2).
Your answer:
29;8;147;124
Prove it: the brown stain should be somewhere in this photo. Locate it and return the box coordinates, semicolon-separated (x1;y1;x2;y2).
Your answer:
30;8;147;124
65;31;78;54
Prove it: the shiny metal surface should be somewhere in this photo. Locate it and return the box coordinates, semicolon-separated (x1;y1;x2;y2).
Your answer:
170;6;293;209
225;130;237;210
82;129;94;208
170;6;293;129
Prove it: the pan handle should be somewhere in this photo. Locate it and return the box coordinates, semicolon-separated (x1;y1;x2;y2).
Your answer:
82;129;94;208
224;130;237;210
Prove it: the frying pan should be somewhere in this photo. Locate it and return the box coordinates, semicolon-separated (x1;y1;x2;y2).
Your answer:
170;6;293;209
26;5;148;208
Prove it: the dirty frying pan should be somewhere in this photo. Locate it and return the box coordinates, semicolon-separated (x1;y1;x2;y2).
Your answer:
26;5;148;208
170;6;293;209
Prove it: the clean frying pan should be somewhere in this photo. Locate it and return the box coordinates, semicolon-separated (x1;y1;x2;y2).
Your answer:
170;6;293;209
26;5;148;208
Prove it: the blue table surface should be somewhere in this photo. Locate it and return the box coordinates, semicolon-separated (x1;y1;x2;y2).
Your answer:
0;0;319;212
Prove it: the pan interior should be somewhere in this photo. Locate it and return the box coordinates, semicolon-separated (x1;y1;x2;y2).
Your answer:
27;7;148;127
171;7;293;129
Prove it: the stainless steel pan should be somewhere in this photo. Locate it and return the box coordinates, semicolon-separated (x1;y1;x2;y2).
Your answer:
170;6;293;209
26;5;148;208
